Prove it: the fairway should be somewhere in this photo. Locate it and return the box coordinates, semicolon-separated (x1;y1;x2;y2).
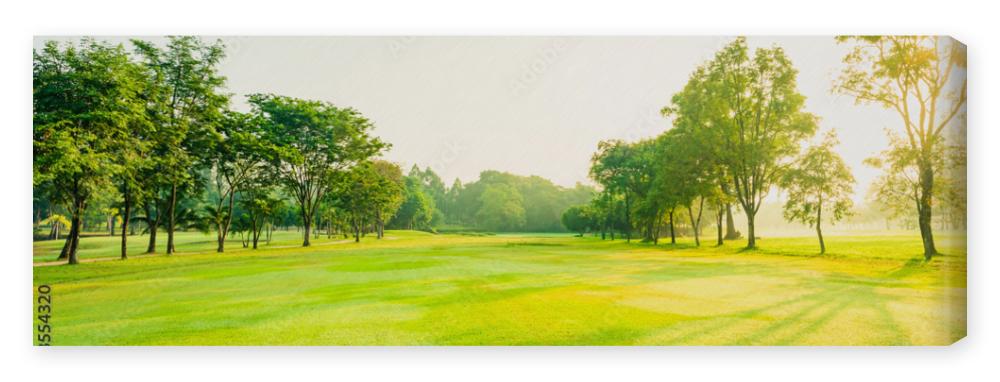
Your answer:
32;230;966;345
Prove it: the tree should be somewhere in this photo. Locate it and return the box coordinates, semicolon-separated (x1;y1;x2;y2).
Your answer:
114;119;152;260
590;140;649;242
133;36;229;254
206;111;267;253
333;161;404;241
370;160;405;238
391;177;435;230
561;205;591;236
240;187;283;249
251;94;387;246
33;39;149;264
444;178;464;222
476;183;526;232
835;36;966;260
40;214;71;240
654;128;719;247
671;37;818;249
780;131;856;254
442;170;594;232
410;165;447;224
661;68;737;245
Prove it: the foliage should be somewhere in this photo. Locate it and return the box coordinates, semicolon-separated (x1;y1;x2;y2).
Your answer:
333;160;405;240
657;37;818;249
560;205;592;236
475;183;527;232
781;131;856;253
445;170;594;232
33;39;150;263
390;175;436;231
835;36;967;259
249;93;387;246
132;36;229;254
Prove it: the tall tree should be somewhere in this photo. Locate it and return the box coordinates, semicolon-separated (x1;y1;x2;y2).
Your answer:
780;131;856;254
662;67;736;244
133;36;229;254
370;160;405;238
835;36;966;259
590;140;648;242
678;37;818;249
206;111;267;253
115;125;152;260
250;94;386;246
33;40;149;264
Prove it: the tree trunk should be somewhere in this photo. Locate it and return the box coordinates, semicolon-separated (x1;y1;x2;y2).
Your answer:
67;200;83;265
917;157;938;260
121;192;130;260
216;214;226;253
217;231;226;253
624;193;631;243
653;213;661;245
166;183;177;254
716;207;724;246
217;192;236;253
724;204;738;240
669;208;676;244
58;219;76;260
816;201;826;255
250;214;261;249
353;219;361;242
266;221;273;245
303;218;312;247
746;212;756;249
688;205;700;247
146;221;157;253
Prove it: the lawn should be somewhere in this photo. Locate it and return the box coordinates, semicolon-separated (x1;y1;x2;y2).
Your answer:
32;230;966;345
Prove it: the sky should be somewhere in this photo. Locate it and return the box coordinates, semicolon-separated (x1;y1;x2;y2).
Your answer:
35;36;911;201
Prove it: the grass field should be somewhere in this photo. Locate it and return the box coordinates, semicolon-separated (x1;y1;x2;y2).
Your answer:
32;230;966;345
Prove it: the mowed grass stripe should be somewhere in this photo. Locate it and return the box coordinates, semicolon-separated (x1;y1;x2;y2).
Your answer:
32;230;966;345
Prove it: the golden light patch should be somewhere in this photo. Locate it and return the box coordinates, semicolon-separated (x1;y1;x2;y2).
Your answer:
618;275;809;316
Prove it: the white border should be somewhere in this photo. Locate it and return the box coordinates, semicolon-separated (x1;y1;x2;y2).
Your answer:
3;1;995;381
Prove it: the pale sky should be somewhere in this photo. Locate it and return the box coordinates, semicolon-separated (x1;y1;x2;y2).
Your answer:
36;36;911;201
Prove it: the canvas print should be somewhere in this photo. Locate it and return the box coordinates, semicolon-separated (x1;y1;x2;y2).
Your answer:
32;36;967;345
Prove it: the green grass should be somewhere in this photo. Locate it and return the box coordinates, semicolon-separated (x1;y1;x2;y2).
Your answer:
32;230;966;345
32;229;342;262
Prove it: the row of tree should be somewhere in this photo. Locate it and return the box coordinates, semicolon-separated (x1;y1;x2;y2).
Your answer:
33;37;602;266
33;37;397;265
564;37;966;259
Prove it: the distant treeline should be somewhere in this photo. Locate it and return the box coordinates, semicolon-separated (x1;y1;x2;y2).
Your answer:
425;170;596;232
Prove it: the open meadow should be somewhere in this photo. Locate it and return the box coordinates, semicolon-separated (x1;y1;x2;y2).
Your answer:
32;230;966;345
31;36;967;347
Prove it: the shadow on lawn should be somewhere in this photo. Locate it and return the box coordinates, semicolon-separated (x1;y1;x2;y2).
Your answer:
655;282;908;345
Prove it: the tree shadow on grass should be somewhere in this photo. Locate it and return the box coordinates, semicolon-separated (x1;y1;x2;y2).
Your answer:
650;279;907;345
